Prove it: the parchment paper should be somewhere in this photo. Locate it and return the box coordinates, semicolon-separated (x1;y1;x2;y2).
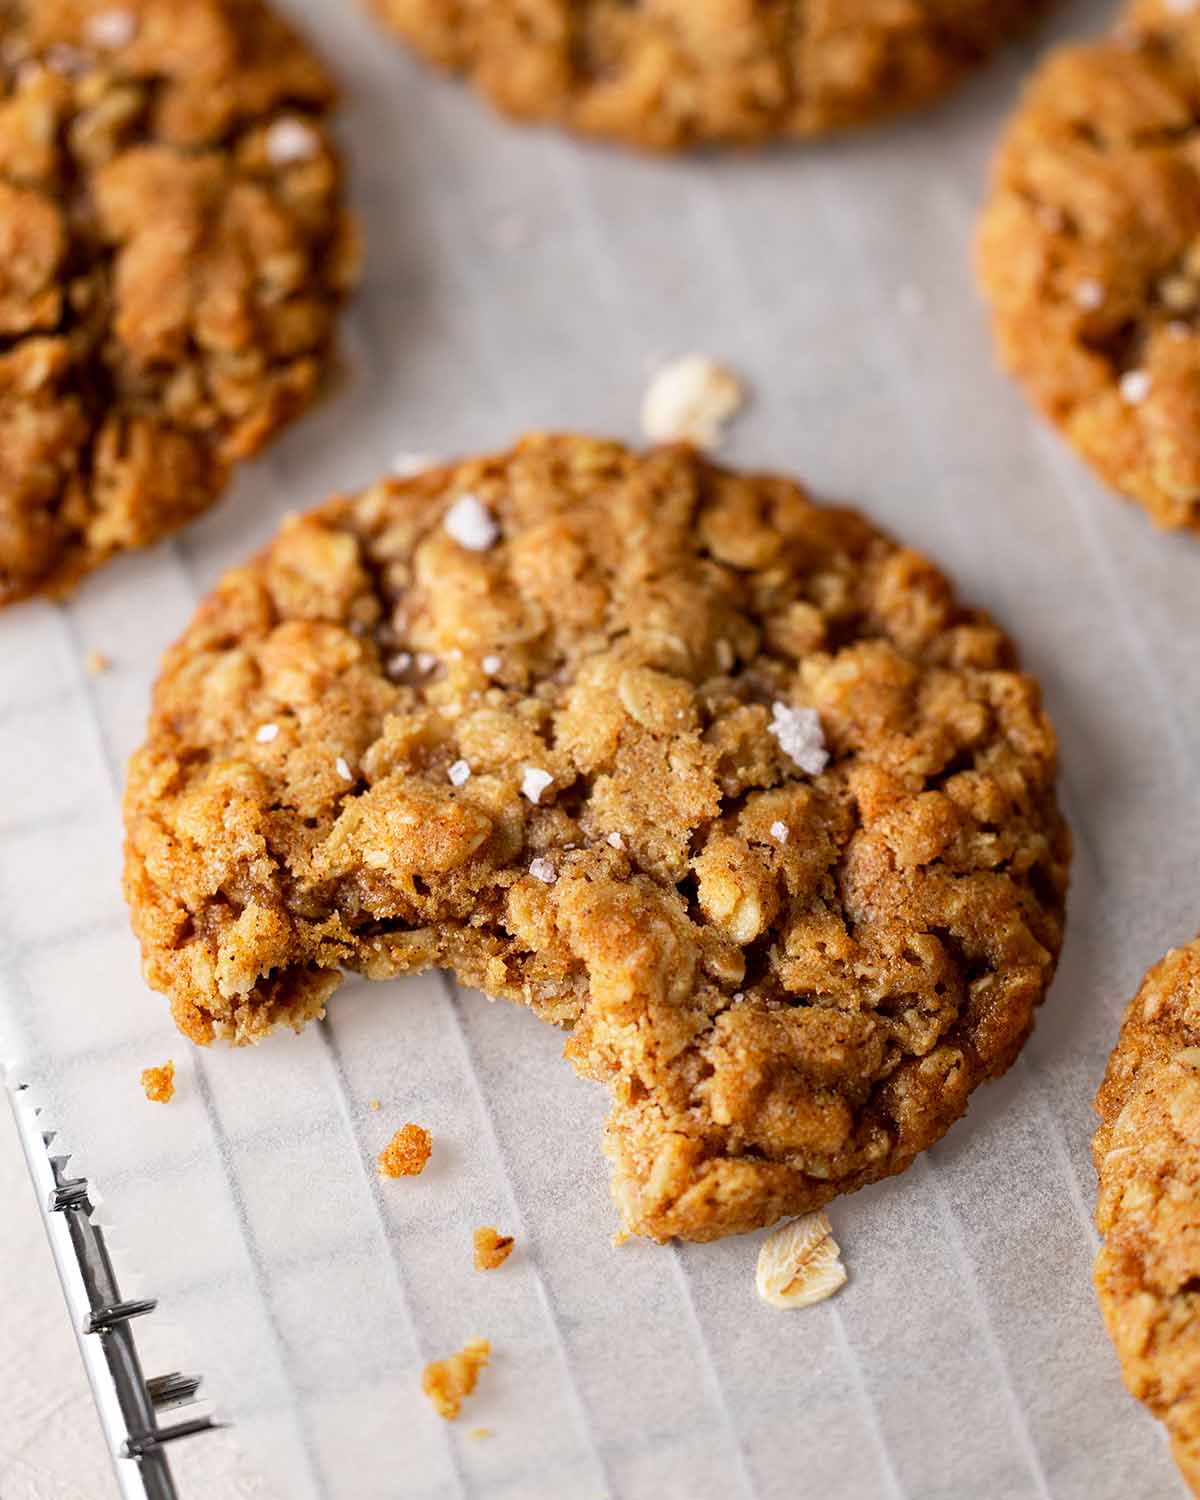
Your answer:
3;1;1197;1494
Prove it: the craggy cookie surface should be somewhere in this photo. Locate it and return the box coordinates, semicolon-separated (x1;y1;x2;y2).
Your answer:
124;435;1070;1242
1094;937;1200;1494
0;0;357;606
369;0;1046;150
977;0;1200;535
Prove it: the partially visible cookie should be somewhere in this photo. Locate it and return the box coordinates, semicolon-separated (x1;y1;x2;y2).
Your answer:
123;434;1070;1243
977;0;1200;535
368;0;1047;150
0;0;357;607
1094;936;1200;1494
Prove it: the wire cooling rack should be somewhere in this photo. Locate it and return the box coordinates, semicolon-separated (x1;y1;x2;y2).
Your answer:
6;1076;216;1499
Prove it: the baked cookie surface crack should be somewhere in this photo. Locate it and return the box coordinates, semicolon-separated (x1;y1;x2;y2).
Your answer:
123;433;1070;1242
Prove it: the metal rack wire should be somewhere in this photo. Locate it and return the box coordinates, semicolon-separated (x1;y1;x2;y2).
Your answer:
7;1077;221;1500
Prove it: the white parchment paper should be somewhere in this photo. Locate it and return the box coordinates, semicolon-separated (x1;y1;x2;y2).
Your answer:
3;0;1198;1495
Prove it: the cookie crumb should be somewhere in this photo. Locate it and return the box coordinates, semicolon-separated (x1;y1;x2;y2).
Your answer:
335;756;353;782
468;1426;492;1441
473;1226;515;1270
481;654;502;675
256;723;279;744
769;702;829;775
141;1061;175;1104
369;1099;381;1111
755;1211;847;1310
85;9;136;48
769;820;789;843
1074;279;1105;311
378;1123;432;1178
520;766;553;804
422;1338;490;1421
528;856;556;885
444;494;500;552
641;355;744;451
265;117;320;166
448;759;472;787
85;649;111;678
1119;369;1152;405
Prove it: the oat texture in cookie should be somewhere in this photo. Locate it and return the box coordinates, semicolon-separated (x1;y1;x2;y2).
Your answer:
977;0;1200;535
124;434;1070;1243
1094;935;1200;1495
0;0;357;607
367;0;1049;150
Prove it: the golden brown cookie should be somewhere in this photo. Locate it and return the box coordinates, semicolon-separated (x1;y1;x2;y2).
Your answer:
1094;936;1200;1494
0;0;358;607
977;0;1200;535
123;434;1070;1242
368;0;1047;150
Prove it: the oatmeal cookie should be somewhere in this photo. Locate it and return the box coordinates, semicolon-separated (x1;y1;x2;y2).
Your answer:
1094;936;1200;1494
123;434;1070;1243
977;0;1200;535
0;0;357;607
368;0;1047;150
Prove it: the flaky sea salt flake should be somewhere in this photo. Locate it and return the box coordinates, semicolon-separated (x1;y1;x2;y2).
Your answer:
335;756;353;782
482;654;502;675
1120;369;1152;405
85;9;136;48
448;759;471;787
255;723;279;744
1074;279;1105;311
266;117;319;167
770;820;789;844
769;702;829;775
521;766;553;804
444;493;499;552
528;857;556;885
